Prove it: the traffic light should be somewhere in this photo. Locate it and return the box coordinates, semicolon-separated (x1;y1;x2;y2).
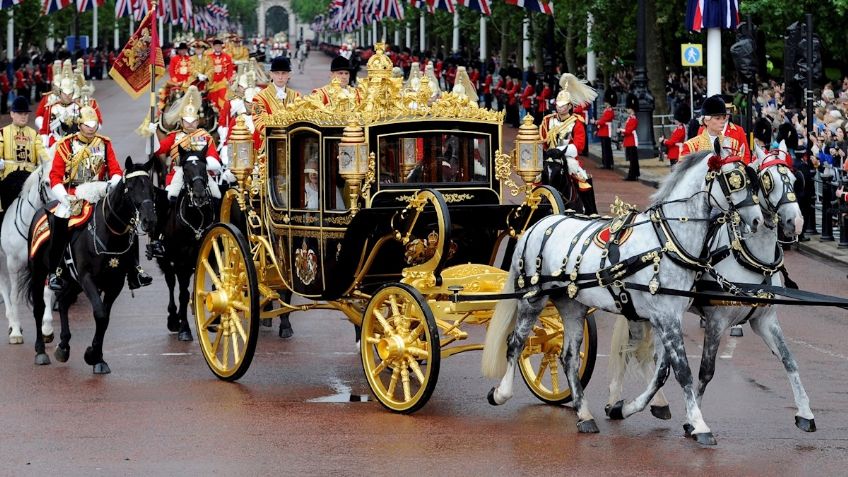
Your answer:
730;22;757;83
795;35;823;84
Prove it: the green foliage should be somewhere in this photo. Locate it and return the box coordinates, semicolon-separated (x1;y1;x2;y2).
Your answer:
290;0;329;24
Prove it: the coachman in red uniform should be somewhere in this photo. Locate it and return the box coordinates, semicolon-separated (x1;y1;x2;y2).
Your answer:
681;95;743;159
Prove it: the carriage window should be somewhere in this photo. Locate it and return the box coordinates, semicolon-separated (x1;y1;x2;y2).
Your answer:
324;138;349;211
290;130;321;210
269;137;288;208
378;132;490;184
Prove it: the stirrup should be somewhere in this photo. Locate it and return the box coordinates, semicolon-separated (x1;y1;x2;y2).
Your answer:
47;269;67;291
128;266;153;290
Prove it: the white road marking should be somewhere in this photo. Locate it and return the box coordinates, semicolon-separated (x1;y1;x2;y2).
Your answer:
720;338;738;359
786;337;848;362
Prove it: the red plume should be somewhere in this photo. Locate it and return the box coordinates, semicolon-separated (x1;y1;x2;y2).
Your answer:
707;154;723;172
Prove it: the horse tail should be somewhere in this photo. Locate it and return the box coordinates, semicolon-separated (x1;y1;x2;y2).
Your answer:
481;267;518;379
20;254;35;307
608;316;654;380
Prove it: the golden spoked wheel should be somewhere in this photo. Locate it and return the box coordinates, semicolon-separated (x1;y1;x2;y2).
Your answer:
518;311;597;405
194;223;260;381
361;283;440;414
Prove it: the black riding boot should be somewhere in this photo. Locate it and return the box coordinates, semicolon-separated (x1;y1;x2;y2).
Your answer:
47;216;70;291
578;188;598;216
146;188;170;259
127;239;153;290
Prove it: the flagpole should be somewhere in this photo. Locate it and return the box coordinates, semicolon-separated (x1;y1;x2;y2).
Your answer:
150;1;159;157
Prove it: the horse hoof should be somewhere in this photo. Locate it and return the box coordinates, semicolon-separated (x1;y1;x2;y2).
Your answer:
54;346;70;363
279;324;293;339
9;334;23;345
487;387;499;406
683;423;694;437
167;315;181;333
693;432;717;446
606;400;625;420
84;346;98;366
93;362;111;375
730;326;743;337
43;333;54;344
34;353;51;366
261;318;272;328
795;416;817;432
650;405;672;420
178;330;194;342
577;419;600;434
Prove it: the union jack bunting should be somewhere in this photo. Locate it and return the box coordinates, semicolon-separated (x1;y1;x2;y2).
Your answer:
384;0;404;20
1;0;22;9
115;0;132;18
686;0;739;32
133;0;149;21
459;0;490;15
75;0;104;13
504;0;553;16
42;0;73;14
427;0;455;13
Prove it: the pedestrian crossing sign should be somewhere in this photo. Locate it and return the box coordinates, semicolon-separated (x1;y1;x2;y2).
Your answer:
681;44;703;67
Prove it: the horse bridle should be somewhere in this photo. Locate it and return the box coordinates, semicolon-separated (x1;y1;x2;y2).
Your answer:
182;157;212;207
102;170;151;236
758;163;798;228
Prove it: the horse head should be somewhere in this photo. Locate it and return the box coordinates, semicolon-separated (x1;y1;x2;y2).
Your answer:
180;146;211;208
705;145;764;235
123;157;156;234
541;146;578;209
754;150;804;239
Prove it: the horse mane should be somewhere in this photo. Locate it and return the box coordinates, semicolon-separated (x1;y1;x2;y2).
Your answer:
650;151;712;205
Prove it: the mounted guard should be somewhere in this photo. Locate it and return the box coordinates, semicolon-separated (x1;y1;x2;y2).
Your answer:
206;38;235;111
158;42;193;113
0;97;50;214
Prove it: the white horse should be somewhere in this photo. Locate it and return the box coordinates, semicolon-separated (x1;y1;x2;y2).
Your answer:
606;150;816;432
0;159;55;344
481;151;764;446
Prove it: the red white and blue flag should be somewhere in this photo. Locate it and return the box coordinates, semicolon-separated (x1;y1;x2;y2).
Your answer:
459;0;491;15
427;0;455;13
384;0;404;20
42;0;73;14
75;0;104;13
686;0;740;32
1;0;22;9
505;0;553;15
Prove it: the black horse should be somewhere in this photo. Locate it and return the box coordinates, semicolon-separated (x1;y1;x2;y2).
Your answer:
25;157;156;373
156;147;217;341
541;149;587;213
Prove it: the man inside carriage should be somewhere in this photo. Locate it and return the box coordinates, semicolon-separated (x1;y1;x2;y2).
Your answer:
0;97;50;214
146;87;222;259
539;73;599;215
46;106;152;291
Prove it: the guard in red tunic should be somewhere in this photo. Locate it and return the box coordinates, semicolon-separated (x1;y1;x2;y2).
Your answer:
46;107;139;290
534;80;552;125
592;89;616;169
659;104;690;167
147;87;222;258
539;73;598;214
206;39;235;110
158;42;192;112
620;94;639;180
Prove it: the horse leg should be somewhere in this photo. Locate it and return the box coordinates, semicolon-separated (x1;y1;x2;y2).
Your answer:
279;288;293;339
163;263;179;333
41;287;55;343
553;299;598;433
79;275;111;374
0;258;23;344
653;314;716;445
31;264;50;365
612;334;672;420
176;269;193;342
53;291;73;363
696;312;728;407
488;298;545;406
748;310;816;432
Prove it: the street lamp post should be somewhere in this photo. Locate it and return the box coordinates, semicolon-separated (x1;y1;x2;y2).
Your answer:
633;0;656;158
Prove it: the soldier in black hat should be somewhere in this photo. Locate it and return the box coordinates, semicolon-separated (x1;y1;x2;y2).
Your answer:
253;56;301;144
659;103;691;167
752;116;773;160
592;89;617;169
311;56;361;105
681;94;743;157
0;96;50;213
619;93;639;180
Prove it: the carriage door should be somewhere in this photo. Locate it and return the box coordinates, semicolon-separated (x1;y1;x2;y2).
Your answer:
288;128;324;297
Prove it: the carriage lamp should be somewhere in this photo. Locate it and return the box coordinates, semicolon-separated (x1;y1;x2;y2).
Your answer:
228;116;255;186
338;119;370;215
513;114;544;192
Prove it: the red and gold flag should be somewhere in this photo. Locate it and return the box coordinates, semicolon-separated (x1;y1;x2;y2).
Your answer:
108;9;165;99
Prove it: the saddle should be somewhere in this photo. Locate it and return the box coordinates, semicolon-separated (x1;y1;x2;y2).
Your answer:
29;200;94;259
592;215;635;250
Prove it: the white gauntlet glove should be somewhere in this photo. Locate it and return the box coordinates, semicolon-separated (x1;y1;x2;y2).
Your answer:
51;183;70;207
109;174;122;188
243;115;255;134
198;74;208;82
0;159;5;171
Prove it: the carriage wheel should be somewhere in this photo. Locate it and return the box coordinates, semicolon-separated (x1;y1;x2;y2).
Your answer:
518;311;597;405
360;283;440;414
194;223;260;381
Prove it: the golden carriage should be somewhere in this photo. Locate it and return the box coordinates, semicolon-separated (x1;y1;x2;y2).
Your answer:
193;44;597;413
